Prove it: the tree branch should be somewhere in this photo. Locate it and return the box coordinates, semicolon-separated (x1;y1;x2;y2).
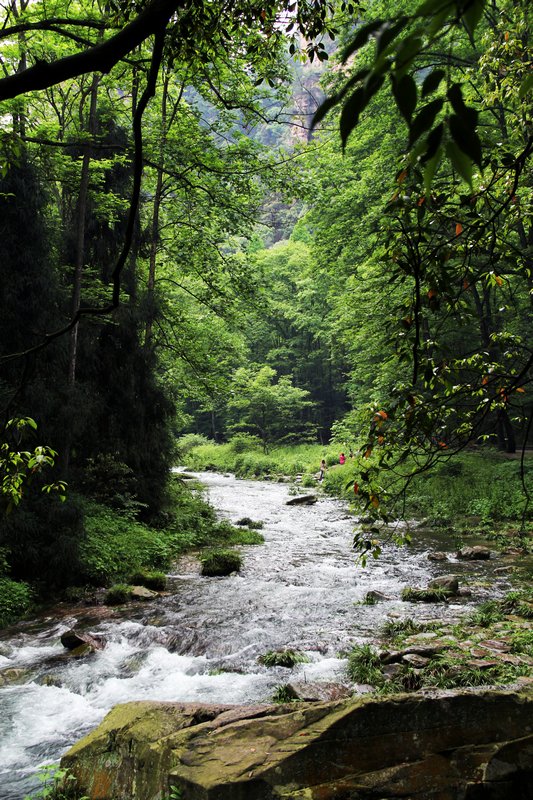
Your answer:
0;0;180;102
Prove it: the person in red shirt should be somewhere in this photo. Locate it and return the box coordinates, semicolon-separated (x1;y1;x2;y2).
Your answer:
339;452;346;465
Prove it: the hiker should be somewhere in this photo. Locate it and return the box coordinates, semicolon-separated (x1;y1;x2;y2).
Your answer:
319;459;327;481
339;452;346;465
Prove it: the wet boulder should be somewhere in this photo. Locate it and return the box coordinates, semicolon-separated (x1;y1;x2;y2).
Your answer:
0;667;30;686
428;575;459;595
428;551;448;561
60;629;106;651
457;545;491;560
286;682;351;702
130;585;159;601
286;494;317;506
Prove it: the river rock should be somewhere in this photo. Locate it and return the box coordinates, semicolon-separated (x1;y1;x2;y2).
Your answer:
428;551;448;561
428;575;459;594
286;682;351;702
0;667;30;686
61;688;533;800
364;590;388;603
130;585;158;600
286;494;317;506
401;653;430;668
60;629;106;651
382;663;403;679
457;545;492;560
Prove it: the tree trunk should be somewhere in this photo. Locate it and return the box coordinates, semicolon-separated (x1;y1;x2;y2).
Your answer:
59;74;99;477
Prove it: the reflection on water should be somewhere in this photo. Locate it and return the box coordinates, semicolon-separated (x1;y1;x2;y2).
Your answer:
0;471;516;799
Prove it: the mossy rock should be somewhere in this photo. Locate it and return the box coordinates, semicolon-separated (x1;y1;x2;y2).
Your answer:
201;550;242;577
105;584;132;605
129;570;167;591
235;517;264;530
401;587;452;603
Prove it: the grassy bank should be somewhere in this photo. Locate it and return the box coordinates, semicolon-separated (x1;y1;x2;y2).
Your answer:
181;438;532;537
0;474;262;628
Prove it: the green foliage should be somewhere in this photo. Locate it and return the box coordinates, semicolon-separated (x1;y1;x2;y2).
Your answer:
1;492;86;588
80;500;170;585
502;589;533;620
0;578;33;628
184;441;339;482
219;524;264;546
176;433;211;456
77;454;142;515
162;786;183;800
466;600;504;628
23;764;87;800
104;584;132;606
227;366;313;452
200;549;242;577
401;587;451;603
271;684;299;703
346;644;383;685
404;454;532;523
235;517;264;529
228;434;264;453
380;618;434;641
129;570;167;591
1;418;66;513
258;649;310;668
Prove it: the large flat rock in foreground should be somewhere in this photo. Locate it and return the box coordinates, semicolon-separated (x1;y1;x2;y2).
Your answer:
61;688;533;799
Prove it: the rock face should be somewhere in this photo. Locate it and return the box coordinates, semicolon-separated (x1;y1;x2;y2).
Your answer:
61;688;533;799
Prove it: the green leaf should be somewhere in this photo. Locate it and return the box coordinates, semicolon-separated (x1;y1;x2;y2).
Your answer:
408;98;444;146
462;0;486;40
447;84;478;127
392;74;417;123
341;20;383;63
519;74;533;99
376;17;408;56
415;0;453;15
446;140;473;186
340;88;367;150
422;122;444;163
312;93;340;128
395;35;423;75
422;69;445;97
423;146;442;196
449;114;482;168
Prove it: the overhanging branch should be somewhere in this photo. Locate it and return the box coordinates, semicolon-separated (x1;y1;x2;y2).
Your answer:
0;0;181;102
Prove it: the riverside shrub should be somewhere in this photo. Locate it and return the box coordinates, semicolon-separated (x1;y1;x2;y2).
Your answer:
200;550;241;576
0;578;32;627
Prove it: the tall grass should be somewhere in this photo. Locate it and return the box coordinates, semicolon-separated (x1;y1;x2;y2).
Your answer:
181;437;344;482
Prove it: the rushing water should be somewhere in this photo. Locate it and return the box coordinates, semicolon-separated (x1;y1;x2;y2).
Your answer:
0;471;518;799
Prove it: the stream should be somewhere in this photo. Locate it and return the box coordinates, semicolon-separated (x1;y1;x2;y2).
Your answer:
0;471;519;799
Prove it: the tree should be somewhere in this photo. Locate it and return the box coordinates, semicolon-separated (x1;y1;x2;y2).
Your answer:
0;0;341;350
310;0;532;534
227;366;313;451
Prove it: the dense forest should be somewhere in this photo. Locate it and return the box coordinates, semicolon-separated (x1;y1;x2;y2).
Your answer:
0;0;531;622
